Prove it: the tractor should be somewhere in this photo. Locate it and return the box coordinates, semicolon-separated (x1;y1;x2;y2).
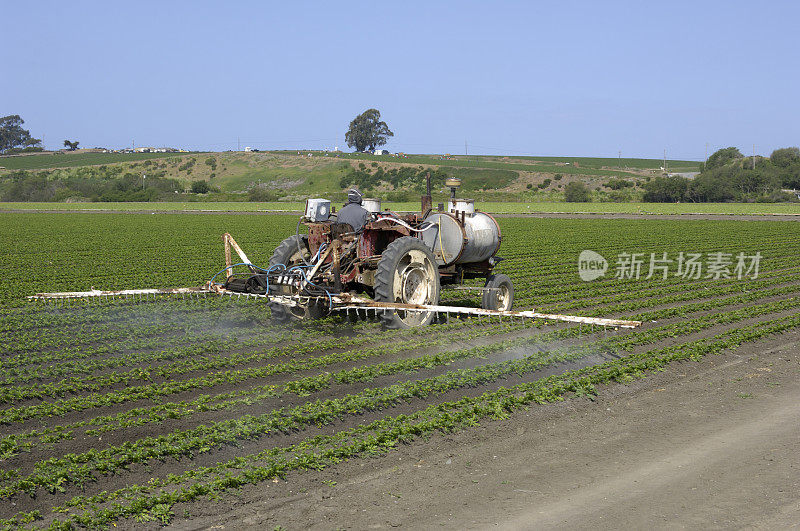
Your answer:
233;175;512;328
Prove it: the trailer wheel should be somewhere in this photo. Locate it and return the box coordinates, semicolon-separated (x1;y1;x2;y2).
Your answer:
268;235;326;321
375;236;440;328
482;274;514;312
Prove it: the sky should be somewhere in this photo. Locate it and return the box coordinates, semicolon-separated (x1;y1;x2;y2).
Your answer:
3;1;799;160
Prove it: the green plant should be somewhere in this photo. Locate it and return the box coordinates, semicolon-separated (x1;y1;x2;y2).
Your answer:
564;181;590;202
190;180;210;194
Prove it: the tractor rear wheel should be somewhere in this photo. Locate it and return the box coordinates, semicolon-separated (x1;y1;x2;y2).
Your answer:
268;235;326;322
482;274;514;311
374;236;440;328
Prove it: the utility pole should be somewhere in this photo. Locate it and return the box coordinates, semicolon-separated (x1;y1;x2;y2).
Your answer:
753;144;756;169
663;149;667;173
618;150;621;169
237;137;240;151
465;140;468;156
705;142;708;171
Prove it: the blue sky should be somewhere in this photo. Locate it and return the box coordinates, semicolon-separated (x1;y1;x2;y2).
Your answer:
4;1;798;159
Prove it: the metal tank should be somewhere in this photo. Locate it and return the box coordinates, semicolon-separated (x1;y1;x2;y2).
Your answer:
421;208;501;266
448;198;475;214
362;198;382;213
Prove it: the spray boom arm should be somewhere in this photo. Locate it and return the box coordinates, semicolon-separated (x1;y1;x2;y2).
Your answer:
27;233;641;329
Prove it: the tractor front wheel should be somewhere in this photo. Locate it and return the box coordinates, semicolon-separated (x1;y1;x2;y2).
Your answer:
374;236;441;329
268;235;326;322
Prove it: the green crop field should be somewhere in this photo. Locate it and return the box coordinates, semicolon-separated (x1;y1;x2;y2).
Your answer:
2;201;800;215
1;213;798;528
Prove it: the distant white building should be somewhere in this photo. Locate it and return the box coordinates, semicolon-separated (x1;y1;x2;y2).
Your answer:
244;146;253;152
134;147;177;153
374;149;390;155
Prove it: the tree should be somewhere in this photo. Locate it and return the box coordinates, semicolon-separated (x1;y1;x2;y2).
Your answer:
345;109;394;152
770;147;800;168
564;181;590;202
686;170;736;202
190;180;210;194
642;175;688;202
63;140;80;151
0;115;41;153
705;147;743;170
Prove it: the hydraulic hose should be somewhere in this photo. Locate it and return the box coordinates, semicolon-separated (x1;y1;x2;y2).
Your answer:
375;216;437;232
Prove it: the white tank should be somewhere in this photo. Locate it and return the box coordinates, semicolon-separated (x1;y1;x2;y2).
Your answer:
421;211;501;266
448;198;475;214
362;198;382;213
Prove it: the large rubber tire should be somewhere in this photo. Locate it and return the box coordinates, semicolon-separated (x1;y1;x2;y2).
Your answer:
374;236;441;329
268;235;326;322
482;274;514;311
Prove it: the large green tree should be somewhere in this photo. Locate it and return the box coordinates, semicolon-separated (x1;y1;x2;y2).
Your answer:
345;109;394;152
770;147;800;168
0;115;41;153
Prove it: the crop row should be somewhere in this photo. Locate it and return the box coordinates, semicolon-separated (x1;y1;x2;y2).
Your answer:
13;279;798;448
0;321;549;459
0;319;530;422
4;291;796;499
0;309;495;390
6;311;799;528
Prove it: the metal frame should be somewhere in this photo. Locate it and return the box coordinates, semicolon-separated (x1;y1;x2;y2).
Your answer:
223;233;255;277
28;286;641;329
27;231;641;330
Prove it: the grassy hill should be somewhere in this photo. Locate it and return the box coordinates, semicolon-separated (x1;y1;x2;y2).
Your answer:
0;150;701;203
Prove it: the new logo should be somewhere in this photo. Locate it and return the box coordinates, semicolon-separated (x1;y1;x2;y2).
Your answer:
578;250;608;281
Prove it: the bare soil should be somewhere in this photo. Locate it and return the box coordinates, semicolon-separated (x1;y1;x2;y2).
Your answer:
174;330;800;530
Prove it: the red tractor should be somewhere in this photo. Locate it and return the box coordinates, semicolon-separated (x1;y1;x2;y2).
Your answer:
262;176;513;328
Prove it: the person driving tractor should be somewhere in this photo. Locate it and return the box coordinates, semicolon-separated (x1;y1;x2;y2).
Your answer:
336;188;370;233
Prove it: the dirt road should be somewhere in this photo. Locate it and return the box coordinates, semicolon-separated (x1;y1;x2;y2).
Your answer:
179;331;800;530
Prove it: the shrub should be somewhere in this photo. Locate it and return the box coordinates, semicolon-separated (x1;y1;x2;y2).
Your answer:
248;186;278;201
603;178;633;190
178;158;196;172
642;175;688;202
190;180;210;194
4;146;44;154
564;181;590;202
